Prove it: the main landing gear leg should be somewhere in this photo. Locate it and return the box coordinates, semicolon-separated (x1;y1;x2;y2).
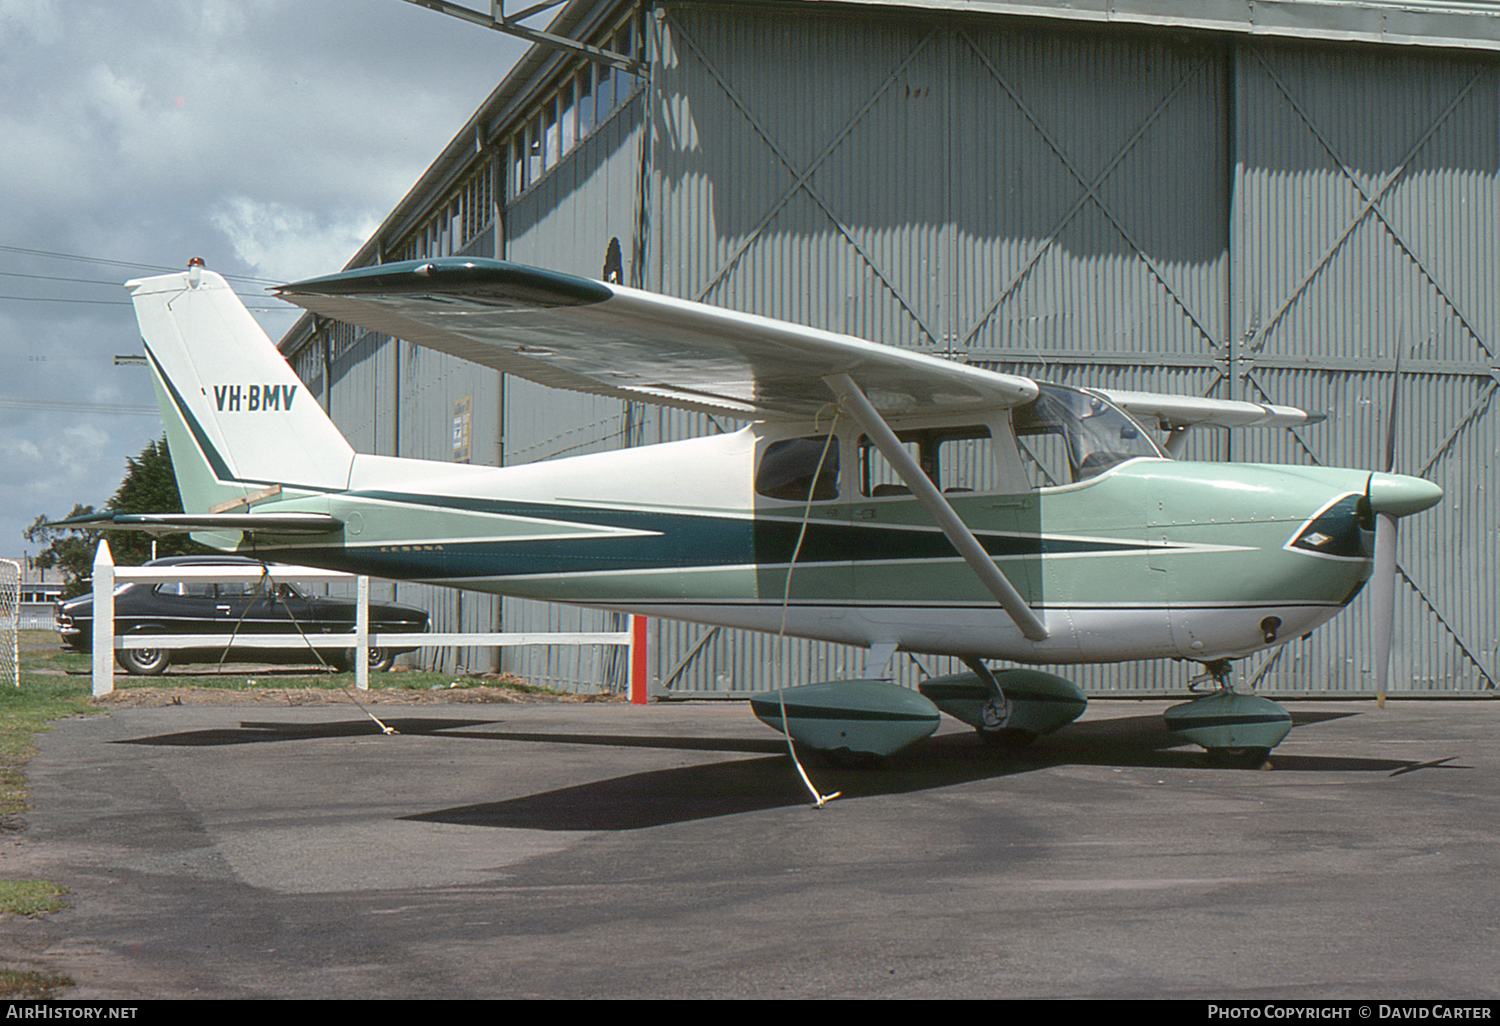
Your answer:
962;657;1032;750
917;662;1086;748
1164;659;1293;768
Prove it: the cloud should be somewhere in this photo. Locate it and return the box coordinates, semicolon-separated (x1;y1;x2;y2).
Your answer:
0;0;62;45
211;197;378;283
0;0;526;553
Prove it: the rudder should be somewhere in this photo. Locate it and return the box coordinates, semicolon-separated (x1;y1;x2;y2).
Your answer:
128;263;355;513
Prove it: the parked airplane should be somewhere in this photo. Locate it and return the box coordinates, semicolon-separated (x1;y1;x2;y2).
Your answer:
64;257;1442;767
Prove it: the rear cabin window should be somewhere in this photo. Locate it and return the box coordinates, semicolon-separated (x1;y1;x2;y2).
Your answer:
858;426;994;497
756;436;840;501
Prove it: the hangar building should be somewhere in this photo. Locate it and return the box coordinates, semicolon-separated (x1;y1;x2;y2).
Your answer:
279;0;1500;698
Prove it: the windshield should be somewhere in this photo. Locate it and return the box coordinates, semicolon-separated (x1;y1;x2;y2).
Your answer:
1012;384;1161;486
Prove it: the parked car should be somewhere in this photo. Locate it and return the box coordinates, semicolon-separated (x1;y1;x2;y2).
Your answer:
56;556;430;675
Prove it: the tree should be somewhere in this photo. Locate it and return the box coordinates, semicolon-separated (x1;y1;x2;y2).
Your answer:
25;436;209;598
24;505;101;601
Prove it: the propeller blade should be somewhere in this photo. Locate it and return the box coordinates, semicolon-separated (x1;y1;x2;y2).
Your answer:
1371;509;1397;708
1371;337;1404;707
1382;343;1401;474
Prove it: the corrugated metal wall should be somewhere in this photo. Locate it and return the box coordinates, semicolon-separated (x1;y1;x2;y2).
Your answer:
1231;43;1500;694
634;2;1497;696
646;4;1240;694
340;0;1495;697
499;90;647;690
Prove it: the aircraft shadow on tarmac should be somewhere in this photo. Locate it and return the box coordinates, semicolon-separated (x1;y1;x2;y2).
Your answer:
115;708;1458;832
405;710;1454;831
115;716;513;747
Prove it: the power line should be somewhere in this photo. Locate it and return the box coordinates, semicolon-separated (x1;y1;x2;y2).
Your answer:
0;397;160;416
0;270;126;287
0;294;133;306
0;244;288;286
0;291;293;310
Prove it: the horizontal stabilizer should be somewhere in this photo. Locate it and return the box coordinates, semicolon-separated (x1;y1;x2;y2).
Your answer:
44;511;343;536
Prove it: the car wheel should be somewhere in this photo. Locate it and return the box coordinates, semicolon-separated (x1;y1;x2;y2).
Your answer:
117;647;170;676
342;647;395;673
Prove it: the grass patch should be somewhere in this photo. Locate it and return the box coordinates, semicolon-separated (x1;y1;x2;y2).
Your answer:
2;633;100;817
0;880;68;917
3;633;591;816
0;968;74;999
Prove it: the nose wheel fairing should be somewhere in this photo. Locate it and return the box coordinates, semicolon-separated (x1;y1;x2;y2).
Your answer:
1164;661;1293;767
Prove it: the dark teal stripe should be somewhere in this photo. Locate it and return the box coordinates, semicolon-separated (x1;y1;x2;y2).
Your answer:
144;342;237;483
748;700;939;723
278;258;612;307
325;489;1154;579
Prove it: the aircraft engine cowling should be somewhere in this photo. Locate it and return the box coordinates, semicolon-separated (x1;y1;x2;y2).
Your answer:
919;669;1087;741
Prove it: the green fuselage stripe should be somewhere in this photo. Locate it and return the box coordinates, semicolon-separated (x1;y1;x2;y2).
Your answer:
269;489;1152;580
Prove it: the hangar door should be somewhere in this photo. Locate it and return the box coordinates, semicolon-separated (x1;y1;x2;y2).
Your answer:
648;6;1233;694
1230;43;1499;694
653;8;1227;383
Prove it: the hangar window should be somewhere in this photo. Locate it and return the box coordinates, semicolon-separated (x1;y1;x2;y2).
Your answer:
858;426;994;497
388;159;496;262
504;10;644;201
757;437;840;502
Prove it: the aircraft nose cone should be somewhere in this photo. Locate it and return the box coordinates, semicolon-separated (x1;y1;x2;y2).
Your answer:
1367;472;1443;518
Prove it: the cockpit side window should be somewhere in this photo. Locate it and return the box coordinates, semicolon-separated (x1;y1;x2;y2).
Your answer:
857;425;995;497
756;436;840;501
1012;385;1160;488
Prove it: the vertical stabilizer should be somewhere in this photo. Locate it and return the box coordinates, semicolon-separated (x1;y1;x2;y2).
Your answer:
128;265;355;512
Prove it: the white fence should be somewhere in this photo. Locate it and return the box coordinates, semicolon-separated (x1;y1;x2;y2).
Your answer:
88;541;647;701
1;559;16;689
20;609;58;631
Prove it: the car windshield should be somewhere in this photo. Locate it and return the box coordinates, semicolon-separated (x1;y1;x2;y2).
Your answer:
1012;384;1161;485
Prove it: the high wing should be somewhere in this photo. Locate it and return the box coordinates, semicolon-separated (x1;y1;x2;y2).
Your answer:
277;258;1325;432
1097;390;1323;430
275;258;1040;420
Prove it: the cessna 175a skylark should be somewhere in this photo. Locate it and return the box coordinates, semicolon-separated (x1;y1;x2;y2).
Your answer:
69;257;1442;768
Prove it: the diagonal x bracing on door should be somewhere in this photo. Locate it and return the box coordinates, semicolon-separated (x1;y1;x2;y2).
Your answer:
958;32;1220;352
668;14;942;345
1246;51;1492;362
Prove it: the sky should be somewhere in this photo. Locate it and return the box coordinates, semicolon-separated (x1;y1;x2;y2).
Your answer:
1;0;528;560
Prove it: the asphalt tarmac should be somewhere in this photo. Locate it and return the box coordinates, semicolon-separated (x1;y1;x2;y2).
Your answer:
4;694;1498;999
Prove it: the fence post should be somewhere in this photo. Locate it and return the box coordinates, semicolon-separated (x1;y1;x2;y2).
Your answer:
630;614;648;705
92;540;115;698
356;575;369;691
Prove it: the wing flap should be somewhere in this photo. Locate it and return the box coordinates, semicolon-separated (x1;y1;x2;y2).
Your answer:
276;259;1040;419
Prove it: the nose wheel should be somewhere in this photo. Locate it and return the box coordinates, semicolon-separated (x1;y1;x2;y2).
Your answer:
1166;659;1292;768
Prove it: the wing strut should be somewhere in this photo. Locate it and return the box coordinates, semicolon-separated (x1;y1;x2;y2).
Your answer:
822;373;1049;642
